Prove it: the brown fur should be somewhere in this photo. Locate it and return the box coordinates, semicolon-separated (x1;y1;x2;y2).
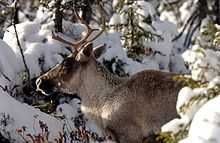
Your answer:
36;46;182;143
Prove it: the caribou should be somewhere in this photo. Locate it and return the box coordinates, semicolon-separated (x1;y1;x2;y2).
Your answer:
36;3;182;143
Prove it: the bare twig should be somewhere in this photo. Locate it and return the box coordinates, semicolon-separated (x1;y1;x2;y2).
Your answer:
52;31;75;46
172;11;199;41
0;85;8;92
184;20;202;48
0;83;19;97
182;16;198;46
13;1;30;83
0;63;11;82
1;72;11;82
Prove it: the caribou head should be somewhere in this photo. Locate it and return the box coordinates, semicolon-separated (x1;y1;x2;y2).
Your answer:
36;2;106;96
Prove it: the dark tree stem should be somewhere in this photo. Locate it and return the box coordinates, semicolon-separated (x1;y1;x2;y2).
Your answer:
215;0;220;24
81;0;95;24
14;5;19;24
54;0;63;33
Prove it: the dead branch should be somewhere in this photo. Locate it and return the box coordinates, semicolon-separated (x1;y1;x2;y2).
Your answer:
1;72;11;82
172;11;199;42
184;20;202;47
13;0;30;83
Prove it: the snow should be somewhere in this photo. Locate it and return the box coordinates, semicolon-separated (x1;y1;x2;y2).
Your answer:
176;87;194;114
0;77;63;142
0;40;20;80
162;118;187;134
138;22;154;33
109;13;121;26
163;85;209;132
162;74;220;142
0;40;78;140
94;32;159;74
3;21;70;79
182;45;220;82
112;0;119;9
179;1;193;24
35;6;53;23
48;0;56;8
180;96;220;143
160;11;178;26
3;21;41;53
136;1;156;18
208;76;220;88
109;1;187;73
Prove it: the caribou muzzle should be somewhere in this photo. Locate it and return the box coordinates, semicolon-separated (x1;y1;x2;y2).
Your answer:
36;77;55;96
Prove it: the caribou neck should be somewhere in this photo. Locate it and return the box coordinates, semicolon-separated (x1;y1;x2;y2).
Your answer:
78;58;126;106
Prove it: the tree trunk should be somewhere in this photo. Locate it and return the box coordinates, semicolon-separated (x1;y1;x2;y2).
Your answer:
81;0;95;24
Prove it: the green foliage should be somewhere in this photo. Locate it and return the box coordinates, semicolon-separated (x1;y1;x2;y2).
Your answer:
200;21;220;49
143;132;180;143
173;75;205;89
111;0;160;60
34;100;56;113
0;2;13;19
144;125;189;143
113;0;133;11
19;71;29;83
171;75;220;141
40;0;87;10
180;84;220;114
173;75;220;114
202;21;217;42
156;132;177;143
103;58;128;77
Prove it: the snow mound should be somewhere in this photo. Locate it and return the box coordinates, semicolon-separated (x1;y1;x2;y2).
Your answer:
0;77;63;142
0;40;20;80
180;95;220;143
3;21;70;79
182;45;220;82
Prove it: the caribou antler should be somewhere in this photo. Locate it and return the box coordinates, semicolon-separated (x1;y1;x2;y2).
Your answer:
52;1;106;53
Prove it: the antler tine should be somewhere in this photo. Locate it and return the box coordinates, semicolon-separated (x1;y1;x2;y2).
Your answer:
86;1;106;43
52;8;98;52
72;8;87;25
52;31;75;46
52;0;105;53
71;8;99;49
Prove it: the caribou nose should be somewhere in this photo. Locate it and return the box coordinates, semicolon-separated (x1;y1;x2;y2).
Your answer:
36;77;53;96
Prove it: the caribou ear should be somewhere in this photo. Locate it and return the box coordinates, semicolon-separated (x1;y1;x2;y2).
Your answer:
93;44;106;59
75;42;93;62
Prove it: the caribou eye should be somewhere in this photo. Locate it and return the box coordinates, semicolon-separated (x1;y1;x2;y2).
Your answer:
62;57;80;74
63;58;73;67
